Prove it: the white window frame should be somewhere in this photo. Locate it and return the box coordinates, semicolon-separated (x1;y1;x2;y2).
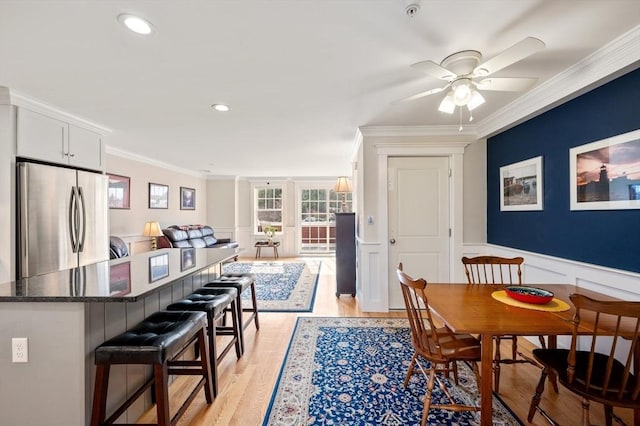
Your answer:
251;181;285;235
296;180;352;253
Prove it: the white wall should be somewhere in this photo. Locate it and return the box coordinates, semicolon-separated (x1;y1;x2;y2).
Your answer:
106;152;208;252
463;138;487;244
0;95;15;283
205;177;236;242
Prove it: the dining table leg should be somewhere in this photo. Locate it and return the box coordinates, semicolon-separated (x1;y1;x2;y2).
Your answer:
480;333;493;426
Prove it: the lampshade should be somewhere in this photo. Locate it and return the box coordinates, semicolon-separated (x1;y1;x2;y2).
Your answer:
438;91;456;114
334;177;352;193
467;90;485;111
142;221;163;237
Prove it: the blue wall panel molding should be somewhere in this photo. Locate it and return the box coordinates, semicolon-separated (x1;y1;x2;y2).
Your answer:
487;68;640;273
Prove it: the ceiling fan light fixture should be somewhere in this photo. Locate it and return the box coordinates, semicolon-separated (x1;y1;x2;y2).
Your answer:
467;90;485;111
452;79;472;106
438;91;456;114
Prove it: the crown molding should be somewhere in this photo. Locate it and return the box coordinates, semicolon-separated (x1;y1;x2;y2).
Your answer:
106;145;208;178
205;175;239;181
0;87;10;104
477;25;640;139
6;88;112;135
359;124;476;138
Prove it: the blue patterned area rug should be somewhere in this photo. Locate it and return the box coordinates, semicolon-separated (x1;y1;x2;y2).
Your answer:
263;317;522;426
222;260;321;312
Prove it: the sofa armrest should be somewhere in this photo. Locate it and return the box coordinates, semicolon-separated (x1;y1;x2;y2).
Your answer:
216;238;232;244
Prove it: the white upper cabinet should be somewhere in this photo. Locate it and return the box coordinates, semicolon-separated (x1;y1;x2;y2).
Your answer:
16;108;104;171
68;124;103;171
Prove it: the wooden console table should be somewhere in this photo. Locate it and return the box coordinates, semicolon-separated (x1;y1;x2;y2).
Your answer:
255;241;280;259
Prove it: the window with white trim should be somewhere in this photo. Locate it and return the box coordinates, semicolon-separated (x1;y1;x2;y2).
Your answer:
254;186;283;233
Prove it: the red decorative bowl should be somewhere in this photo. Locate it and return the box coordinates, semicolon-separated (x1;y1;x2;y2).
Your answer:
504;286;554;305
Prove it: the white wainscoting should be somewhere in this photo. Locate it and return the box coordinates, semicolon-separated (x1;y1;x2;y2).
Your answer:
356;239;386;312
212;226;234;241
480;244;640;300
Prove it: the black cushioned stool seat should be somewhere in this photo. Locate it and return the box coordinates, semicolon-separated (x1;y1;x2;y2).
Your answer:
166;287;241;396
205;273;259;354
91;311;213;426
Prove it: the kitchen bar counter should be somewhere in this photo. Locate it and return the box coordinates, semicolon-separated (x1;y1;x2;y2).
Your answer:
0;247;238;302
0;247;240;426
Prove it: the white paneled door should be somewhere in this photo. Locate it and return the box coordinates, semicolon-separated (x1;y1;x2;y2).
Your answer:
388;157;450;309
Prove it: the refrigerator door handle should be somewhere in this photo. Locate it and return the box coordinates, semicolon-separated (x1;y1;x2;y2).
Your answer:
69;187;79;253
77;187;87;252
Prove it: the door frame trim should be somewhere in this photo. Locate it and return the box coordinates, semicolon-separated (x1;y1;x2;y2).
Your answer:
375;142;469;311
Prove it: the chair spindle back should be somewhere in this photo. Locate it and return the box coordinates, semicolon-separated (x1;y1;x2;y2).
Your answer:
568;293;640;404
462;255;524;285
397;263;446;364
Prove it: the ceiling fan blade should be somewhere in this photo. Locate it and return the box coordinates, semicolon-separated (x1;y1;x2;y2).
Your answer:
395;86;448;103
411;60;456;81
473;37;545;76
475;77;538;92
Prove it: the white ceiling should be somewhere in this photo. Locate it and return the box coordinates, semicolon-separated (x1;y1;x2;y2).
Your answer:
1;1;639;178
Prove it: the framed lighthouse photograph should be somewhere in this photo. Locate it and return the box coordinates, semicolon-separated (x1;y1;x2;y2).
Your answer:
570;129;640;211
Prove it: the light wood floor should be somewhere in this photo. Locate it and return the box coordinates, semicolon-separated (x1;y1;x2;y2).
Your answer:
138;256;633;425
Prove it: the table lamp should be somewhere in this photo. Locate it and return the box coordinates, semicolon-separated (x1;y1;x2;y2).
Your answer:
143;221;163;250
334;177;352;213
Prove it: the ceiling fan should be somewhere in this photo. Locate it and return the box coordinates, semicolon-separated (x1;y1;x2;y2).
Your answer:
400;37;545;116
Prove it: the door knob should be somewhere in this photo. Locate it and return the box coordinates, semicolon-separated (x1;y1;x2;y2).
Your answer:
390;238;396;244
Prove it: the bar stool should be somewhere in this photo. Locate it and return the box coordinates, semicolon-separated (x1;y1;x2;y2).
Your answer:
91;310;213;426
205;272;259;354
166;287;241;396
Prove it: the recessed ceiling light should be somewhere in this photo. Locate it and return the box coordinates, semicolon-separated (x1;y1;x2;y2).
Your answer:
211;104;230;112
117;14;154;35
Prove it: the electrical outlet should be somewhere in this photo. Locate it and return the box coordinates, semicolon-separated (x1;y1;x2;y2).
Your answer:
12;337;28;363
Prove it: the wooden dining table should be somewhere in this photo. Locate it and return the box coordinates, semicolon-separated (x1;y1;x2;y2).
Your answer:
424;283;632;426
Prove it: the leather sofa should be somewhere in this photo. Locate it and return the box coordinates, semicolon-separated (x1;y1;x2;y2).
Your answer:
109;236;130;259
159;225;239;250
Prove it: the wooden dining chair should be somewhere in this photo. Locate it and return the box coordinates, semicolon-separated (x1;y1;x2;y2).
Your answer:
462;255;547;393
397;263;481;426
528;293;640;425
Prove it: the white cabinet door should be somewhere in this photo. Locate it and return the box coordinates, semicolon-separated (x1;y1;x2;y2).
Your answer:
16;108;68;164
16;108;105;171
68;125;103;171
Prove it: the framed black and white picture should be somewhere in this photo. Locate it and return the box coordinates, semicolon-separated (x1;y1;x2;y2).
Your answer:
180;187;195;210
149;253;169;282
570;129;640;210
500;156;543;211
149;183;169;209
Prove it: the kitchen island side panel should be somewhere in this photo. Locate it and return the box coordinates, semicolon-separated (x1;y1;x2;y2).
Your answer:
0;302;86;426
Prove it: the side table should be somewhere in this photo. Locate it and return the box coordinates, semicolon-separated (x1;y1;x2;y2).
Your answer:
254;241;280;259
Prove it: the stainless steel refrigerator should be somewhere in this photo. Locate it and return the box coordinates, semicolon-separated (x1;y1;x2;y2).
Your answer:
17;161;109;279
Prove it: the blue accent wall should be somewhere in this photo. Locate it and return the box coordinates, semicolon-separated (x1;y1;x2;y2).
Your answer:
487;68;640;273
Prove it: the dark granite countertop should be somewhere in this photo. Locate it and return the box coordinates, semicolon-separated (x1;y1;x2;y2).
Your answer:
0;247;239;302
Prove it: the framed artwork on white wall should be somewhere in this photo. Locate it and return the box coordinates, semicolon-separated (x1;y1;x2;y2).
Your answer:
180;187;195;210
149;183;169;209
